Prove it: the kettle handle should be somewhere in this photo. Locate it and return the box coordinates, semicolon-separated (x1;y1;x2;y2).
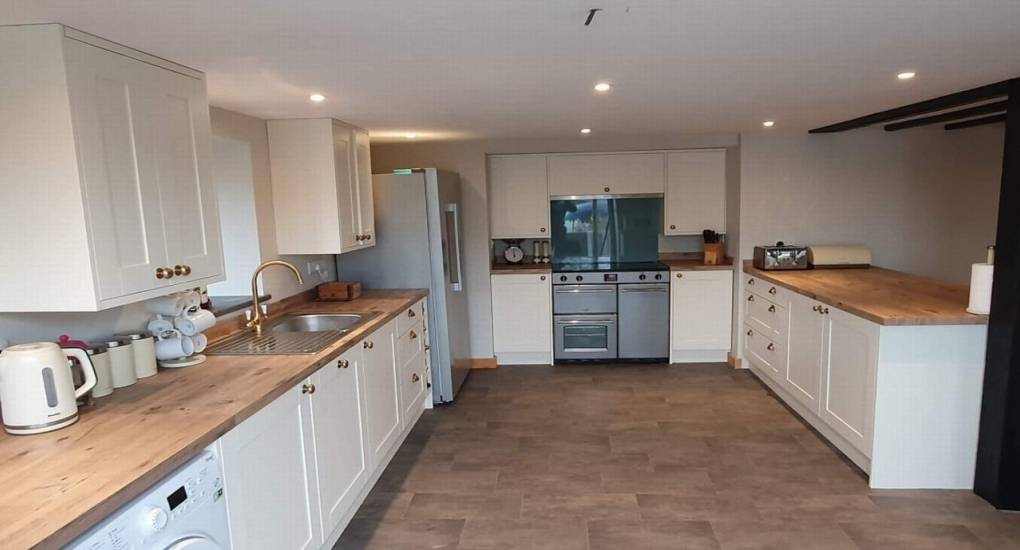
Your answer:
65;347;97;399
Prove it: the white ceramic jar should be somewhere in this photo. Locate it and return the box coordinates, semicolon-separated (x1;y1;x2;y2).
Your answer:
105;339;137;388
118;333;157;378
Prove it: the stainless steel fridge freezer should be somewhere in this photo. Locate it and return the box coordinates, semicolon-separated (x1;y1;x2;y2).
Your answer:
336;169;471;403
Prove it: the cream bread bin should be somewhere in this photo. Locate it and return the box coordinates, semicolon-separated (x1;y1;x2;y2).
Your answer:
807;244;872;268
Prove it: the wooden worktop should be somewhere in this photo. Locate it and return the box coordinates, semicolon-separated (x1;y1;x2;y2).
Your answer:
742;260;986;326
0;289;427;550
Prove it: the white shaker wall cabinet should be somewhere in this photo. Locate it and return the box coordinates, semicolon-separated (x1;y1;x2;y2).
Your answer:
548;153;664;197
669;270;733;363
488;155;550;239
0;24;224;311
491;273;554;365
267;118;375;255
665;149;726;235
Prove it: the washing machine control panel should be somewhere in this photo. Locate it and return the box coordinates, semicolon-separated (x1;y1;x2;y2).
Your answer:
68;446;229;550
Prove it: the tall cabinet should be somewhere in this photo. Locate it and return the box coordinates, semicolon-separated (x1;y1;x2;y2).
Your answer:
267;118;376;255
488;155;550;239
0;24;223;311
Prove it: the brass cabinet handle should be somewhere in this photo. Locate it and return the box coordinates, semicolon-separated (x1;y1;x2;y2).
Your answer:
155;267;169;280
363;341;371;349
302;383;316;394
364;234;372;241
812;305;820;312
164;267;174;279
767;343;775;351
768;305;776;313
670;224;676;230
337;359;349;369
747;295;755;302
769;287;777;295
408;309;416;318
676;273;683;279
540;227;547;233
540;275;546;281
822;307;830;314
412;373;420;383
747;278;755;285
410;330;417;339
603;187;610;192
746;329;753;336
183;265;192;275
173;265;184;276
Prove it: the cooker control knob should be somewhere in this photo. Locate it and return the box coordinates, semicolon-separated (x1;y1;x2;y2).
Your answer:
655;273;663;280
560;275;567;282
639;274;647;280
142;507;168;534
576;275;583;282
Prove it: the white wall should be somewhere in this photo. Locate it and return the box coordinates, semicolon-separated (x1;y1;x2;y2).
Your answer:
0;107;335;346
371;133;739;359
739;125;1003;285
207;135;262;297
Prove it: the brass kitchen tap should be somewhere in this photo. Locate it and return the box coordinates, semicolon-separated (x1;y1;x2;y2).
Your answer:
247;260;304;336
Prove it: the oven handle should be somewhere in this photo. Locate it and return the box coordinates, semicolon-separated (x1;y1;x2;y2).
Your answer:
619;284;670;293
555;317;617;324
553;285;617;293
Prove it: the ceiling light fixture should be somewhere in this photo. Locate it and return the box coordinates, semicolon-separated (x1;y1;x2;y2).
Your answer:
580;128;592;134
594;81;612;93
897;71;916;80
309;93;326;102
762;121;775;128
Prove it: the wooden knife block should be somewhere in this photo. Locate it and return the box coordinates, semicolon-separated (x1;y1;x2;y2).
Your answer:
318;281;362;301
703;243;723;265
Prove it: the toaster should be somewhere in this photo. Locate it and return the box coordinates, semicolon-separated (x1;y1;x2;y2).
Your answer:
753;242;808;270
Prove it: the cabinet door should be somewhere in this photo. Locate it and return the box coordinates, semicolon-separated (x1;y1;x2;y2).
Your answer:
488;155;550;238
821;307;879;456
151;67;223;283
221;383;321;550
665;150;726;235
786;295;825;414
490;274;553;355
606;153;664;194
670;270;733;351
362;320;401;470
352;127;375;247
310;347;369;538
63;39;169;300
333;121;361;251
548;154;608;196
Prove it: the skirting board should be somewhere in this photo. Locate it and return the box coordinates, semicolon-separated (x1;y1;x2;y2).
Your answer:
670;349;729;364
469;358;498;369
495;351;553;365
727;353;742;369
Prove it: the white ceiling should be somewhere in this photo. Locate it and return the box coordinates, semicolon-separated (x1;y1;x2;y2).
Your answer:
4;0;1020;141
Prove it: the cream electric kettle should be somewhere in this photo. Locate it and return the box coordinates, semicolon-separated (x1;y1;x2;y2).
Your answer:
0;342;96;435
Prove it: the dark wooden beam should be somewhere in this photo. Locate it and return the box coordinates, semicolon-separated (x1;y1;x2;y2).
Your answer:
809;80;1010;133
975;78;1020;510
945;113;1007;131
884;101;1008;131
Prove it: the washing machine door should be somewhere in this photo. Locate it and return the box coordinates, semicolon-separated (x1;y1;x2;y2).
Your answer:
164;535;226;550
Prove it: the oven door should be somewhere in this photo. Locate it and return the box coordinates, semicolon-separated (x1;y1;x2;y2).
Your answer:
553;284;618;315
554;314;618;360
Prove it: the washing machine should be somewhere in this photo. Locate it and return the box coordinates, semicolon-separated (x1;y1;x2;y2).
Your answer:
69;443;231;550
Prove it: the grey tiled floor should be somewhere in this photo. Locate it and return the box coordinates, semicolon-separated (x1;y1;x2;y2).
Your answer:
335;364;1020;549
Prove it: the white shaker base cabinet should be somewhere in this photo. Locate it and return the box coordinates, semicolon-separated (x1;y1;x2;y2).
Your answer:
491;273;554;365
742;271;987;489
220;298;431;550
669;270;733;363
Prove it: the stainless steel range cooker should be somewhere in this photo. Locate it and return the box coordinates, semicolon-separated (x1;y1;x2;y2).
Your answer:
552;262;669;362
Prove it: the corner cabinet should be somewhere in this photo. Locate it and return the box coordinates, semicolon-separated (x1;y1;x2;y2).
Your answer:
669;270;733;363
664;149;726;235
488;155;550;238
267;118;375;255
0;24;223;311
491;273;553;365
220;298;430;549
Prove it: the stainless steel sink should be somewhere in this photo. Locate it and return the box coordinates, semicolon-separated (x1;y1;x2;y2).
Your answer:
271;313;365;334
207;312;372;355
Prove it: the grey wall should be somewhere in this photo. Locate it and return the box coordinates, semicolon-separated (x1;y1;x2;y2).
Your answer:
371;133;740;359
739;125;1003;285
0;107;336;346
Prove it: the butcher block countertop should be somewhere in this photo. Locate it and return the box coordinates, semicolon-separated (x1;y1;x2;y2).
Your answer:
742;260;986;326
0;289;427;550
663;257;735;271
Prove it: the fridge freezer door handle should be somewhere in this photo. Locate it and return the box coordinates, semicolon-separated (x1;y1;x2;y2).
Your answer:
445;203;464;292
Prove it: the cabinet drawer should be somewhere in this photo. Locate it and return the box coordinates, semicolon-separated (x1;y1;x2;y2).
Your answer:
396;299;425;335
397;320;425;366
399;348;428;423
744;324;786;382
744;291;788;338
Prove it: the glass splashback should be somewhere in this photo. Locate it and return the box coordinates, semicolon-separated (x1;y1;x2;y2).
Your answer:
551;198;661;264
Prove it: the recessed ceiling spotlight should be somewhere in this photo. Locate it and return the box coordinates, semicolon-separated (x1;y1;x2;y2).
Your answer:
309;93;326;102
580;128;592;134
897;71;916;80
762;121;775;128
594;81;612;93
404;133;418;139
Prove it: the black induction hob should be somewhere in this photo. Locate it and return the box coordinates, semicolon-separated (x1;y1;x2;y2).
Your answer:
552;261;669;273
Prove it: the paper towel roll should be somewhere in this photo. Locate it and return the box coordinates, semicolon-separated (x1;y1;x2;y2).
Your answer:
967;263;994;315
